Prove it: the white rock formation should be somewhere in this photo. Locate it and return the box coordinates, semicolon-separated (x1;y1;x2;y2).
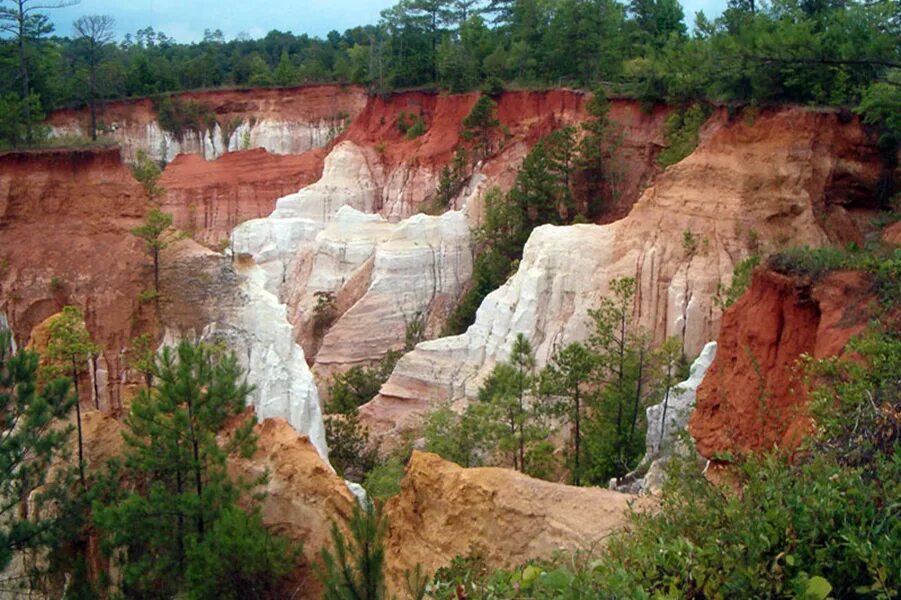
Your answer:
291;206;473;370
366;108;838;433
50;118;344;163
231;141;380;292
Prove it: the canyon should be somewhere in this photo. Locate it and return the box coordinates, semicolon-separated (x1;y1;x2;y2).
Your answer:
2;84;896;595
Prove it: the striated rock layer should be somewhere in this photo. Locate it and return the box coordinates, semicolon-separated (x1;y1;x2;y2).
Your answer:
48;84;368;162
365;107;888;436
689;268;879;460
0;148;149;409
382;451;641;598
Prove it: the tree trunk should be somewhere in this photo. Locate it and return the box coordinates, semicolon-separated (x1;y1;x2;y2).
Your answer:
72;358;85;488
89;42;98;141
152;248;160;293
186;396;205;539
18;14;32;145
573;388;580;486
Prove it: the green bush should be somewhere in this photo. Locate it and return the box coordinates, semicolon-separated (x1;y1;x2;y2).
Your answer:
658;104;710;168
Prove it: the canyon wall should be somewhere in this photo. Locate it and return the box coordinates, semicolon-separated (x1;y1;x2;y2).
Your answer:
0;148;149;410
48;84;368;162
688;268;881;460
364;106;888;436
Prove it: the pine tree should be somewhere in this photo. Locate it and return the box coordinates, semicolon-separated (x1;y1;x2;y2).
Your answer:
44;306;99;488
0;327;74;572
131;207;174;294
316;502;387;600
94;340;286;598
462;94;499;157
541;341;595;485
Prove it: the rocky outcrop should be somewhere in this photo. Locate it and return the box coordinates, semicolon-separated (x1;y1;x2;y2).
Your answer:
285;206;473;374
614;341;717;494
382;451;641;598
229;417;357;598
0;147;149;410
366;107;887;436
160;239;327;456
689;268;877;459
48;84;368;162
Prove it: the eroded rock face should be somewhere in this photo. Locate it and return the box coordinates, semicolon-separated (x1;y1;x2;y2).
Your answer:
159;148;327;247
366;107;886;436
689;268;877;459
285;206;473;374
0;148;149;410
228;417;357;598
160;240;327;457
47;85;368;163
382;451;640;598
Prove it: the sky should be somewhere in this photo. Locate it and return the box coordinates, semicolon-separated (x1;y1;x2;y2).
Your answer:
47;0;728;44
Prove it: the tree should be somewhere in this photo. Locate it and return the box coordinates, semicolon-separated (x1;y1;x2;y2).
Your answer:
94;340;296;598
0;327;74;572
44;305;98;488
462;94;499;158
474;333;553;475
72;14;114;141
316;502;387;600
131;207;174;294
510;126;577;225
0;0;79;144
130;149;165;200
541;341;595;485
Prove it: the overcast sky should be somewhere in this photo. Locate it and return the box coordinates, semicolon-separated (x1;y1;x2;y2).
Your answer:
47;0;727;43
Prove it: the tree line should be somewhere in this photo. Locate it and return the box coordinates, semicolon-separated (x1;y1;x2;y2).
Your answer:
1;0;898;148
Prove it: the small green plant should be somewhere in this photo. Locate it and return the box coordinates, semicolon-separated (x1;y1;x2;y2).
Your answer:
715;255;761;310
48;275;64;294
405;115;426;140
137;289;160;305
312;291;337;336
658;104;710;168
681;230;699;257
316;502;387;600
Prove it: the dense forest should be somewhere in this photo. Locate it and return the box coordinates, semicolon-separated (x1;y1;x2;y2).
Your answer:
1;0;899;147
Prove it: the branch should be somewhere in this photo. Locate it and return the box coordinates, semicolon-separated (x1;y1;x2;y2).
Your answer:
750;55;901;70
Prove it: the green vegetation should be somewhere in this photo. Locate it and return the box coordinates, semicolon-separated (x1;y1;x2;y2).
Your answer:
0;327;74;573
153;95;218;141
316;502;387;600
3;1;899;151
43;305;99;487
131;208;175;294
444;92;619;335
658;104;710;167
428;323;900;599
715;254;761;310
95;339;298;598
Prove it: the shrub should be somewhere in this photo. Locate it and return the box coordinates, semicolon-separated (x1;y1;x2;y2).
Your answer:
658;104;710;167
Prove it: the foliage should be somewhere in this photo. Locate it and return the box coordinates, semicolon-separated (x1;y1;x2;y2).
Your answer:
767;244;901;307
313;290;338;336
325;411;378;482
183;505;299;600
658;103;710;167
44;305;99;487
430;320;901;599
131;207;175;293
0;328;74;572
714;254;760;310
153;96;218;141
94;340;295;598
130;149;166;200
434;145;470;209
316;502;387;600
362;455;406;500
462;94;500;157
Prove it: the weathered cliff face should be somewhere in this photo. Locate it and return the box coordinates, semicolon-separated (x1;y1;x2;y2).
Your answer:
284;206;473;376
365;107;887;436
48;84;368;162
0;148;149;409
159;148;326;247
159;239;327;457
382;451;641;598
688;268;878;460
